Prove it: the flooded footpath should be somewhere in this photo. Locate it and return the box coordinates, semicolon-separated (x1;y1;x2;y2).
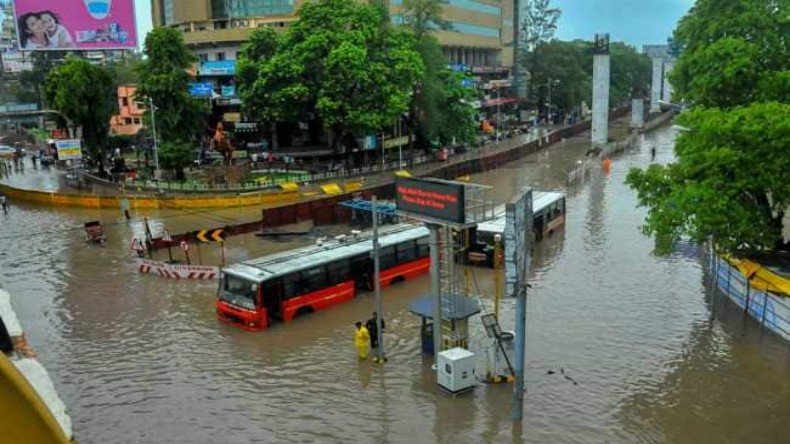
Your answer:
0;122;788;443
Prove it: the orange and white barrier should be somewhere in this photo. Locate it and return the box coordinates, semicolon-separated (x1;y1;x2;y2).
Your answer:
137;259;219;280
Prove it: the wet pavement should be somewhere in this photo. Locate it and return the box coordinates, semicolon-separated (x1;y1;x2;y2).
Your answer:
0;123;788;443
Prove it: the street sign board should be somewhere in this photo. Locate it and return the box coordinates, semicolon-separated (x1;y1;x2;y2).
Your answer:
194;229;227;243
198;60;235;76
395;177;465;224
383;136;409;150
505;188;533;298
55;139;82;160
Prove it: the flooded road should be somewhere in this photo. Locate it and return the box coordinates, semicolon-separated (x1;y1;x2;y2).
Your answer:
1;123;788;443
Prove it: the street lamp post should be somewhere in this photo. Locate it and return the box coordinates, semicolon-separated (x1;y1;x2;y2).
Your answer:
148;97;160;178
496;87;501;141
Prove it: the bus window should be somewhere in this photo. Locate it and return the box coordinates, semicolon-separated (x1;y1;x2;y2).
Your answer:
302;266;327;293
220;275;258;310
396;241;417;264
283;272;301;299
328;259;351;285
261;279;282;317
380;246;396;270
417;237;430;258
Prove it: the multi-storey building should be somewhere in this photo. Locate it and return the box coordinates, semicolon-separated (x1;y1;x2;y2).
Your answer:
152;1;514;69
110;85;145;136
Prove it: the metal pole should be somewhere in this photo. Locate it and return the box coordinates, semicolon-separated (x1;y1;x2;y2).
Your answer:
429;225;442;365
494;234;502;320
511;281;527;422
372;196;386;361
150;98;159;174
496;88;501;140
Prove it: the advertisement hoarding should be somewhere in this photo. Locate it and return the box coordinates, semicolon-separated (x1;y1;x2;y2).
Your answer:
504;188;533;298
55;139;83;160
395;177;466;224
13;0;137;51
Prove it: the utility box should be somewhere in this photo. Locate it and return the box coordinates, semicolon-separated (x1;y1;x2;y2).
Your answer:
486;331;515;381
437;347;476;394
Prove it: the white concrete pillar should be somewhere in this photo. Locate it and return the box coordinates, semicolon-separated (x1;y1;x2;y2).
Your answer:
662;60;675;104
650;57;663;113
631;98;644;129
592;54;611;146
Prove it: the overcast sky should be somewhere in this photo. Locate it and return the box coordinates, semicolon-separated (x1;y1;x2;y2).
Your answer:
133;0;695;51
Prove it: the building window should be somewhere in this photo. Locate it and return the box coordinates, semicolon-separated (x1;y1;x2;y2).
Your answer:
161;0;174;26
199;53;209;63
216;52;226;61
133;118;141;125
124;118;132;125
122;97;129;107
211;0;295;19
449;22;500;38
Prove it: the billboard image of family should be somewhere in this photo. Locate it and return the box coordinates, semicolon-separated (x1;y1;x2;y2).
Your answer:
14;0;137;50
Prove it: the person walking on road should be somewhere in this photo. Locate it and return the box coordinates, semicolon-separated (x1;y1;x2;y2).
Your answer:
1;194;8;214
366;312;385;350
354;321;370;359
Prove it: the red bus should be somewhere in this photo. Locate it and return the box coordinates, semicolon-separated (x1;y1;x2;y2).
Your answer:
217;224;431;331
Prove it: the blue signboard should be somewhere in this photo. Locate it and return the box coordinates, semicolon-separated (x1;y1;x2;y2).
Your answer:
450;63;468;72
199;60;235;76
221;85;236;97
189;83;214;98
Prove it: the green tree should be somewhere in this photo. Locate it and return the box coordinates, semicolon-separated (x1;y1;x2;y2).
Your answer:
528;40;589;114
109;54;143;85
237;27;281;147
401;0;451;39
628;0;790;256
135;27;206;146
436;69;478;145
670;0;790;108
626;103;790;256
19;51;65;110
239;0;423;152
609;42;652;103
42;58;116;167
157;142;195;179
520;0;562;106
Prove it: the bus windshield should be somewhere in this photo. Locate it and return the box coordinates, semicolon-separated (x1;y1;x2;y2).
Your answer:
220;275;258;311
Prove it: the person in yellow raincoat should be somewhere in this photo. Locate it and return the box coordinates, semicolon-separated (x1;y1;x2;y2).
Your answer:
354;322;370;359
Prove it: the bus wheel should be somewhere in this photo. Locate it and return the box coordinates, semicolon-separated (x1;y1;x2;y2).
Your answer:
390;276;406;286
294;306;314;319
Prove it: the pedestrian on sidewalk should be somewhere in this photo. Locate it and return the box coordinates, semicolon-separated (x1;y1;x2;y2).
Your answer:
354;321;370;359
1;194;9;214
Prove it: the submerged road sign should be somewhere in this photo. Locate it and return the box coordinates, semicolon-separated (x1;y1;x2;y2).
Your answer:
195;229;227;243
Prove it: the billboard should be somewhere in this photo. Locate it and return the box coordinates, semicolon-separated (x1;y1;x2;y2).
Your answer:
55;139;82;160
14;0;137;51
395;177;466;224
504;188;533;298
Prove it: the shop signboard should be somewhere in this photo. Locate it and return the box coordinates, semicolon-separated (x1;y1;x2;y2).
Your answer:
55;139;83;160
199;60;235;76
504;188;533;298
13;0;137;51
189;82;214;98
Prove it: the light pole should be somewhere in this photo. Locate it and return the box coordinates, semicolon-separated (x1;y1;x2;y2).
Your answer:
495;87;501;141
148;97;160;177
547;79;559;126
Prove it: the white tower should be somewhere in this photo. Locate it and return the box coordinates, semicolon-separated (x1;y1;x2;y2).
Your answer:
592;34;611;146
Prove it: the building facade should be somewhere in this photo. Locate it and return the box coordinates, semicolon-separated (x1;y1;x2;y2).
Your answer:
110;85;145;136
152;1;514;70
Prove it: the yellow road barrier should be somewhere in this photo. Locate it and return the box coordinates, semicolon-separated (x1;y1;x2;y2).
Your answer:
0;183;300;209
320;183;343;195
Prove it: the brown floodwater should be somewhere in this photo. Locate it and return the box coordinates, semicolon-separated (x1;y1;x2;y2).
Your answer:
1;123;788;443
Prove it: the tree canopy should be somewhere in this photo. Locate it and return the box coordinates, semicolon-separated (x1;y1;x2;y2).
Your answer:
628;0;790;256
237;0;423;151
135;27;207;146
670;0;790;108
42;58;116;164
